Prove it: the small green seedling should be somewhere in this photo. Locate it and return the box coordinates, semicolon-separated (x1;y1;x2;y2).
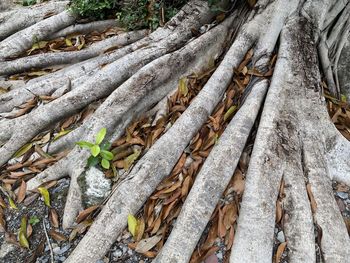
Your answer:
76;128;114;169
29;215;40;226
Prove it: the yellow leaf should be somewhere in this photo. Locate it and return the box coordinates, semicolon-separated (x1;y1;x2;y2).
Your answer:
223;105;237;122
128;214;138;237
13;143;33;158
28;41;48;55
53;129;72;141
38;187;51;207
65;38;73;47
19;231;29;249
8;197;18;210
178;78;188;97
0;87;8;95
124;149;141;170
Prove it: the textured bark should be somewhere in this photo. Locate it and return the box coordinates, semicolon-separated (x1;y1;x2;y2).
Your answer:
0;0;220;166
231;6;350;263
64;13;250;262
0;29;148;75
0;1;69;41
0;10;76;59
49;19;120;39
154;80;268;263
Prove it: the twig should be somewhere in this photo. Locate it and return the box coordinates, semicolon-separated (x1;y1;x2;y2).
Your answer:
43;218;54;263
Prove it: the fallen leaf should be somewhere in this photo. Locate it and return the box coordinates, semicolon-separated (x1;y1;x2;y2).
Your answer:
128;214;138;237
306;184;317;213
135;235;162;253
17;180;27;203
37;187;51;207
76;205;99;224
49;230;67;242
13;143;33;158
275;242;287;263
49;208;59;228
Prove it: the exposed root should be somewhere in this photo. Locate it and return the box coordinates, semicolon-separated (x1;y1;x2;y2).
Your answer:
49;19;121;40
231;11;350;263
0;10;76;60
64;14;252;263
0;0;219;166
0;29;148;76
154;80;268;263
25;12;236;230
0;1;69;41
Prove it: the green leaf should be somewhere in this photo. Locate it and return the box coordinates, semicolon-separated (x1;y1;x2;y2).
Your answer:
101;159;110;170
38;187;51;207
8;197;18;210
178;78;188;97
100;142;111;151
90;145;100;157
128;214;138;237
13;143;33;158
87;156;100;167
76;141;94;149
100;150;114;161
223;105;237;122
19;231;29;249
29;216;40;226
95;128;107;145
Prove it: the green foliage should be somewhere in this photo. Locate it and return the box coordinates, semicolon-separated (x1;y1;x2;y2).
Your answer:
22;0;38;6
70;0;187;30
76;128;114;170
70;0;117;19
29;215;40;226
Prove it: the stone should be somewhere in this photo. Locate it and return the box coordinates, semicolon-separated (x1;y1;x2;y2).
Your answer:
0;242;15;259
277;231;285;243
78;166;112;207
336;192;349;200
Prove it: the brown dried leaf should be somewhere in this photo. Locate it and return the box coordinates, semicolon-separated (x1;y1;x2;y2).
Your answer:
232;169;245;195
276;200;283;224
76;205;99;224
306;184;317;213
17;180;27;203
49;230;67;242
49;208;60;228
26;223;33;238
150;216;161;235
135;235;162;253
275;242;287;263
218;207;226;238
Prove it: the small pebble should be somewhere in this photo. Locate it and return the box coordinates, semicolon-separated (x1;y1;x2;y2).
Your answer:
277;231;285;243
113;249;123;259
336;192;349;199
53;246;61;254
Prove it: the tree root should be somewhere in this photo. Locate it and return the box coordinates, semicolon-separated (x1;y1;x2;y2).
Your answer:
0;1;69;41
63;14;252;263
0;10;76;60
154;80;268;263
25;12;236;230
0;0;220;166
49;19;121;40
231;11;350;263
0;29;148;76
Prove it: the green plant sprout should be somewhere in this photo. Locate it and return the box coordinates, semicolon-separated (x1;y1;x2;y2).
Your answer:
76;128;114;169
